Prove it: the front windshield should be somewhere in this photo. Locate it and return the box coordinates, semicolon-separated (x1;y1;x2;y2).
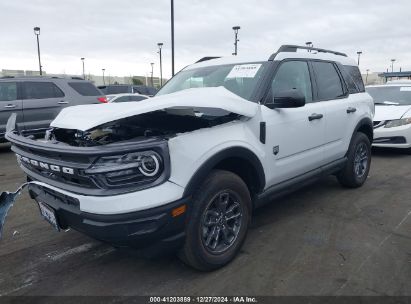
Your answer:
157;62;268;101
367;86;411;105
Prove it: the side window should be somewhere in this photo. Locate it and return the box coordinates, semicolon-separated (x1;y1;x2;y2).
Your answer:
343;65;365;93
129;95;147;102
0;82;17;101
24;82;64;99
312;62;345;100
113;96;130;103
271;61;313;103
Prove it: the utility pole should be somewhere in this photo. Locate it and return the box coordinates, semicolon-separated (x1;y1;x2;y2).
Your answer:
157;43;163;87
171;0;175;76
232;26;241;56
33;27;42;76
357;51;362;66
150;63;155;87
366;69;370;85
81;58;85;79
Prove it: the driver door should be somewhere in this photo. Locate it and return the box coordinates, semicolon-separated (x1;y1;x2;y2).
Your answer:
261;60;326;187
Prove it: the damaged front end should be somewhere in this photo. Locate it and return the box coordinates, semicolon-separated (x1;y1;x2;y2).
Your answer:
5;105;241;197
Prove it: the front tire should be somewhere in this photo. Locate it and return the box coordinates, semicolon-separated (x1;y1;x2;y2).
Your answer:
179;170;251;271
337;132;371;188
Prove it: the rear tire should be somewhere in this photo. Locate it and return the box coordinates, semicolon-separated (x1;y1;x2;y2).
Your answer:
179;170;251;271
337;132;371;188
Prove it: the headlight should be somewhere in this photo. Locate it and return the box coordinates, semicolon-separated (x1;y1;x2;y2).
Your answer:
85;151;163;188
384;117;411;128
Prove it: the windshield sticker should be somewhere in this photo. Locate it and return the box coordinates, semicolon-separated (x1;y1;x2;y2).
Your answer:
400;87;411;91
226;64;262;79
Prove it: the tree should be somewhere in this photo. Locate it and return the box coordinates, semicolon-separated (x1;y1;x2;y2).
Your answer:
132;77;144;85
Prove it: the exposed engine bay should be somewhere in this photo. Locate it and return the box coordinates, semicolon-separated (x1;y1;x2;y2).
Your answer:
48;110;240;147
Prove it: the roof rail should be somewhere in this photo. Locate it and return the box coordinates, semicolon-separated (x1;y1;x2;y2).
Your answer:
269;45;347;61
0;76;15;79
196;56;221;63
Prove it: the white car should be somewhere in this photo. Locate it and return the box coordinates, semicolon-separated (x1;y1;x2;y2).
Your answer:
6;45;374;270
367;80;411;151
106;93;149;103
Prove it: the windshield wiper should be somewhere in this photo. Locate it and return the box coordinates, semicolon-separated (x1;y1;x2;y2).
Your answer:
374;101;400;105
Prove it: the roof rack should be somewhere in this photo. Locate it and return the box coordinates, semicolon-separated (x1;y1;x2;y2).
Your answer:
269;45;347;61
196;56;221;63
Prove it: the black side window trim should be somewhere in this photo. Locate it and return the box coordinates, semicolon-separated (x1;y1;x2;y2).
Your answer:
262;58;315;105
309;59;349;102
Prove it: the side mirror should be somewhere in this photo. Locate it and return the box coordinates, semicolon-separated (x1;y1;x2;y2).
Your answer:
265;89;306;109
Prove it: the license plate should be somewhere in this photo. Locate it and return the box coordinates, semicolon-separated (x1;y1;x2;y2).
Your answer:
38;202;60;231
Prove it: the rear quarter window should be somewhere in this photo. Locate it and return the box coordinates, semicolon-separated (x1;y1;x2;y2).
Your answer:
342;65;365;93
69;82;102;96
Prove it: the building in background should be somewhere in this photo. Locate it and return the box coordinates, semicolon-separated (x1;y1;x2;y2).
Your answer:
0;69;166;88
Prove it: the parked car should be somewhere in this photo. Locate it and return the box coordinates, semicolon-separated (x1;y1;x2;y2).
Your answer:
98;84;158;97
0;76;106;142
366;80;411;151
107;93;149;103
6;45;374;270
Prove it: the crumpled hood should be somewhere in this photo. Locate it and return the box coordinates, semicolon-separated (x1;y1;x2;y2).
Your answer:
374;105;411;121
51;87;258;132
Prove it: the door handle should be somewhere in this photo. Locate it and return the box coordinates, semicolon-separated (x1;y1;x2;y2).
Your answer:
4;104;16;109
58;101;69;104
347;107;357;113
308;113;323;121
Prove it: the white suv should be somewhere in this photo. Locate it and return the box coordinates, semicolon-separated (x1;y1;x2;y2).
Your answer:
6;45;374;270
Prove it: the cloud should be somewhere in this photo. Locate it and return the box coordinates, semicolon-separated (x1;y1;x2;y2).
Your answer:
1;0;410;78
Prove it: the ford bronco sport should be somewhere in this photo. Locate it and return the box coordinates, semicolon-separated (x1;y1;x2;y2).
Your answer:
6;45;374;270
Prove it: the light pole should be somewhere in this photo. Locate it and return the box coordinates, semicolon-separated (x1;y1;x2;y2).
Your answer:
81;58;85;79
232;26;241;56
33;27;42;76
391;59;396;72
357;51;362;66
102;69;106;85
157;42;163;87
366;69;370;85
305;41;313;52
171;0;175;76
150;63;155;87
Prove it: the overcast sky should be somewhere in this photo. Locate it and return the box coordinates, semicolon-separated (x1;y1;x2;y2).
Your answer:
1;0;411;78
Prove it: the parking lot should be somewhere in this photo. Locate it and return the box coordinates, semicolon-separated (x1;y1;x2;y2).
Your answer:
0;142;410;296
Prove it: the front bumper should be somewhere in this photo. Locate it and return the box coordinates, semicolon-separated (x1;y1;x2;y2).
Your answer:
28;182;189;249
373;124;411;149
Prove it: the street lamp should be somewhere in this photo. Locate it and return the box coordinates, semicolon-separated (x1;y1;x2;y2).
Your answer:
305;41;313;52
150;63;155;87
171;0;175;76
232;26;241;56
391;59;396;72
102;68;106;85
366;69;370;85
33;27;42;76
157;42;163;87
357;51;362;66
81;58;85;79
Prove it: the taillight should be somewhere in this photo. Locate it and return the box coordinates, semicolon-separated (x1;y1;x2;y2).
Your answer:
97;97;108;103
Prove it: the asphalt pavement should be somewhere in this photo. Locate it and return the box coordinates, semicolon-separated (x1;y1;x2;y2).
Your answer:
0;143;410;296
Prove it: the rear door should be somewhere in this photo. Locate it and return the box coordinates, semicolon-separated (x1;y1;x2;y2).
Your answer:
311;61;361;163
0;81;23;137
22;81;66;132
